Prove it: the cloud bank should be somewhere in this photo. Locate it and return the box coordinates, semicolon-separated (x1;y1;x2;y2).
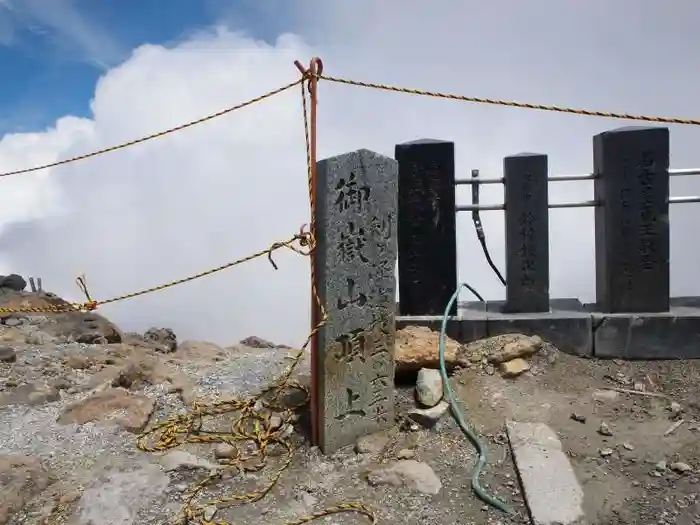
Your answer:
1;0;699;346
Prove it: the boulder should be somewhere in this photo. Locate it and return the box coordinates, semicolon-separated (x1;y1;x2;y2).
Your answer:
0;289;122;344
0;454;53;525
44;312;122;344
57;388;155;433
174;340;226;361
0;274;26;292
464;334;542;364
240;336;277;348
144;327;177;353
395;325;464;374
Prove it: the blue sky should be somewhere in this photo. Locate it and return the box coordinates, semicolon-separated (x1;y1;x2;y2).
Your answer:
0;0;297;134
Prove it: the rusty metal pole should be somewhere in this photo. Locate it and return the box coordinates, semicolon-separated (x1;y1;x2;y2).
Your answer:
308;59;320;448
295;57;323;447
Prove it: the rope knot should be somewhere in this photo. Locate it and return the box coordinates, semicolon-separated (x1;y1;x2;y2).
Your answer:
296;224;315;253
83;300;98;312
75;274;98;311
294;57;324;95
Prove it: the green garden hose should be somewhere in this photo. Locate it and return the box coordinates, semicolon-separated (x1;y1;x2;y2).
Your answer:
438;283;514;515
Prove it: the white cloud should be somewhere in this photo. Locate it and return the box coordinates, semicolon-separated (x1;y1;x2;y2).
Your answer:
1;0;700;346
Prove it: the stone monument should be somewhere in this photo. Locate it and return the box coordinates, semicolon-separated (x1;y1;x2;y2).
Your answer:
395;139;457;316
312;148;398;454
503;153;550;313
593;126;670;312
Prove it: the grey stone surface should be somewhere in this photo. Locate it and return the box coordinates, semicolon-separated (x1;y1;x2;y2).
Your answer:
593;126;670;313
486;300;592;357
506;420;585;525
395;139;457;316
593;307;700;359
503;153;550;313
313;149;398;454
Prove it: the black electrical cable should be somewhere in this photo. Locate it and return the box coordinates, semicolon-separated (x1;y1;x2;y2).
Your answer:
469;169;507;287
461;282;485;302
474;222;506;287
444;170;506;308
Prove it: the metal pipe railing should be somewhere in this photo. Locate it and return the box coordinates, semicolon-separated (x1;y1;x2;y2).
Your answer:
454;168;700;186
670;195;700;204
456;195;700;212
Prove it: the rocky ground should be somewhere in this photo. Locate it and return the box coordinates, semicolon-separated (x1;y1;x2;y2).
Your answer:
1;276;700;525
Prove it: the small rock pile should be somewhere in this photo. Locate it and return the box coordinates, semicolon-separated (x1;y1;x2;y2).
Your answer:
461;332;547;377
393;326;552;435
394;325;547;378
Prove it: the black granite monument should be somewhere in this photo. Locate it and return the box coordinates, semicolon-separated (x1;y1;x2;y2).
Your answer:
503;153;550;313
395;139;457;316
593;126;670;313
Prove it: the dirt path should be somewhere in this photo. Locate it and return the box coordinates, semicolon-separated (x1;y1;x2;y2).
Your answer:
452;350;700;524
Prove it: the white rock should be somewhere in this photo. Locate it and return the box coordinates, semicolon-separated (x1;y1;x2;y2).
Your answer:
415;368;443;407
366;460;442;494
158;450;221;472
670;461;693;473
407;401;450;428
203;506;217;521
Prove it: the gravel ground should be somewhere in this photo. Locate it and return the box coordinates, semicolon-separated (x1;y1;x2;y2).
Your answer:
3;332;700;525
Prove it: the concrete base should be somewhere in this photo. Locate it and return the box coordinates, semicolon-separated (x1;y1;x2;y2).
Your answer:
482;299;592;357
396;297;700;359
397;298;592;357
593;307;700;359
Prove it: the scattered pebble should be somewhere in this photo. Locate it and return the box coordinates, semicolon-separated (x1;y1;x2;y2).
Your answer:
158;450;222;472
592;389;619;402
571;413;587;424
0;346;17;363
355;432;391;455
670;462;693;474
397;448;416;460
598;422;613;436
214;444;238;460
664;419;685;436
415;368;443;408
407;401;450;428
203;506;217;521
366;460;442;495
499;358;530;378
669;402;683;417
